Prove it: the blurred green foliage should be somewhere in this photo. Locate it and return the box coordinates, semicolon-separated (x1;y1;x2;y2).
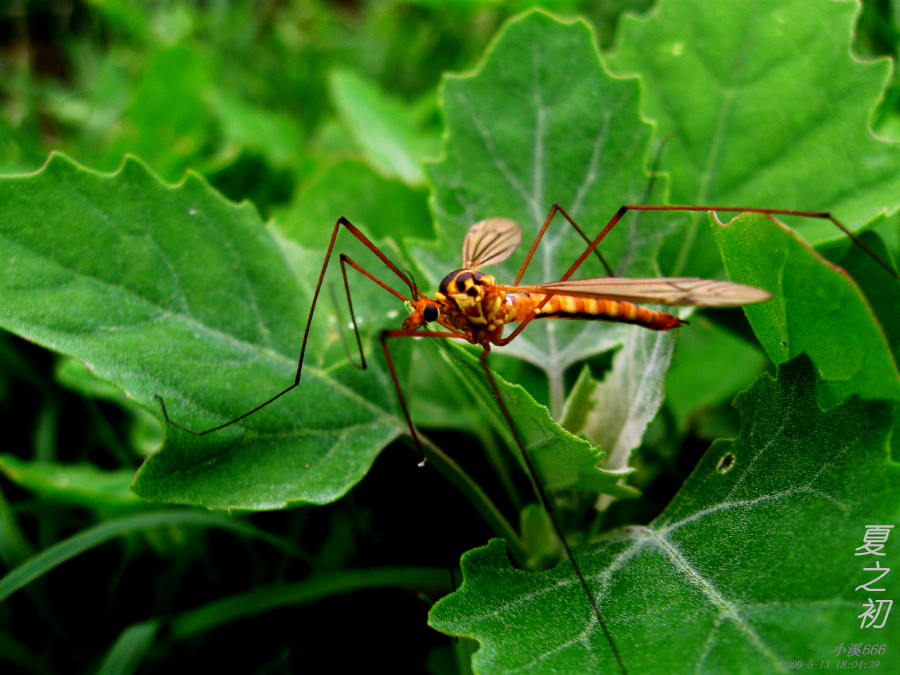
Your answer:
1;0;661;214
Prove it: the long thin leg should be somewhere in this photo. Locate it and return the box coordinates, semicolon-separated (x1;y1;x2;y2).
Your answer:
378;328;532;565
497;204;897;347
379;328;469;464
513;203;614;284
380;327;628;669
565;205;898;282
335;252;416;369
477;346;627;674
157;217;420;435
513;140;670;286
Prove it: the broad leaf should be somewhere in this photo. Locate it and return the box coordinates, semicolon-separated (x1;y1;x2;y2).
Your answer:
664;317;768;434
329;68;438;185
601;0;900;468
610;0;900;270
0;153;621;514
435;340;631;497
713;212;900;408
279;159;432;250
56;357;162;457
819;229;900;366
573;321;676;491
430;356;899;674
0;455;144;511
419;11;670;386
0;154;403;509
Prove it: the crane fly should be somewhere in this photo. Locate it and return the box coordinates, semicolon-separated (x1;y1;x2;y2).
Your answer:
156;202;897;674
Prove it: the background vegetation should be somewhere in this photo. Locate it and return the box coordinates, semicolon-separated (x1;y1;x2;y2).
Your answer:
0;1;898;673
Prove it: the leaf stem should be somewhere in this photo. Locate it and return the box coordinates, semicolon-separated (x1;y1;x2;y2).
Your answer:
548;367;565;419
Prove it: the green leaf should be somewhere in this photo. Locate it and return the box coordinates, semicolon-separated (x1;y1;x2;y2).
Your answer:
713;212;900;408
206;90;305;168
664;316;768;433
0;483;33;568
279;159;432;250
0;455;144;510
329;68;438;184
0;154;403;510
421;10;670;386
819;229;900;366
435;341;630;497
572;323;676;493
55;357;163;457
430;356;899;673
95;621;161;675
0;510;289;602
115;46;214;181
168;567;449;640
610;0;900;267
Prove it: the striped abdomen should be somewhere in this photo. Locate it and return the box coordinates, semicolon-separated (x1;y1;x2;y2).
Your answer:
506;292;683;331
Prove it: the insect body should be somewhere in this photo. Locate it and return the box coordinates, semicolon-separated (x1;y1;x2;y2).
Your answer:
403;215;772;346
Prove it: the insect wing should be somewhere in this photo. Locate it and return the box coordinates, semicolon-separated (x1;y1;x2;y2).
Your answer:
461;218;522;269
501;276;773;307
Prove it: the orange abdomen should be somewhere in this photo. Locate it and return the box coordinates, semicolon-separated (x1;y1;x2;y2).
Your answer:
507;293;683;331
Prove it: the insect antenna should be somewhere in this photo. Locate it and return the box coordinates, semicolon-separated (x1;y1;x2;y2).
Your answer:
404;268;423;299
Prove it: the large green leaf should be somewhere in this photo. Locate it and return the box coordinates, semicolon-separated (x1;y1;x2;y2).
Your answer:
278;159;432;250
430;356;899;674
0;152;615;516
664;317;768;434
329;69;439;185
434;341;631;497
0;455;144;511
714;212;900;408
570;321;676;488
610;0;900;263
0;154;403;509
423;9;900;669
819;229;900;366
597;0;900;460
419;10;671;389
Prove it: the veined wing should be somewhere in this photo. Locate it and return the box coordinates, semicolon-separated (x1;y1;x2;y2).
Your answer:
498;277;772;307
461;218;522;269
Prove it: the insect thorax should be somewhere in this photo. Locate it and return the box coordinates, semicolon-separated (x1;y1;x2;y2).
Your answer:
435;268;512;335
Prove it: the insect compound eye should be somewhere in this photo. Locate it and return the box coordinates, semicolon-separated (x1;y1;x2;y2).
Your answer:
423;304;439;322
